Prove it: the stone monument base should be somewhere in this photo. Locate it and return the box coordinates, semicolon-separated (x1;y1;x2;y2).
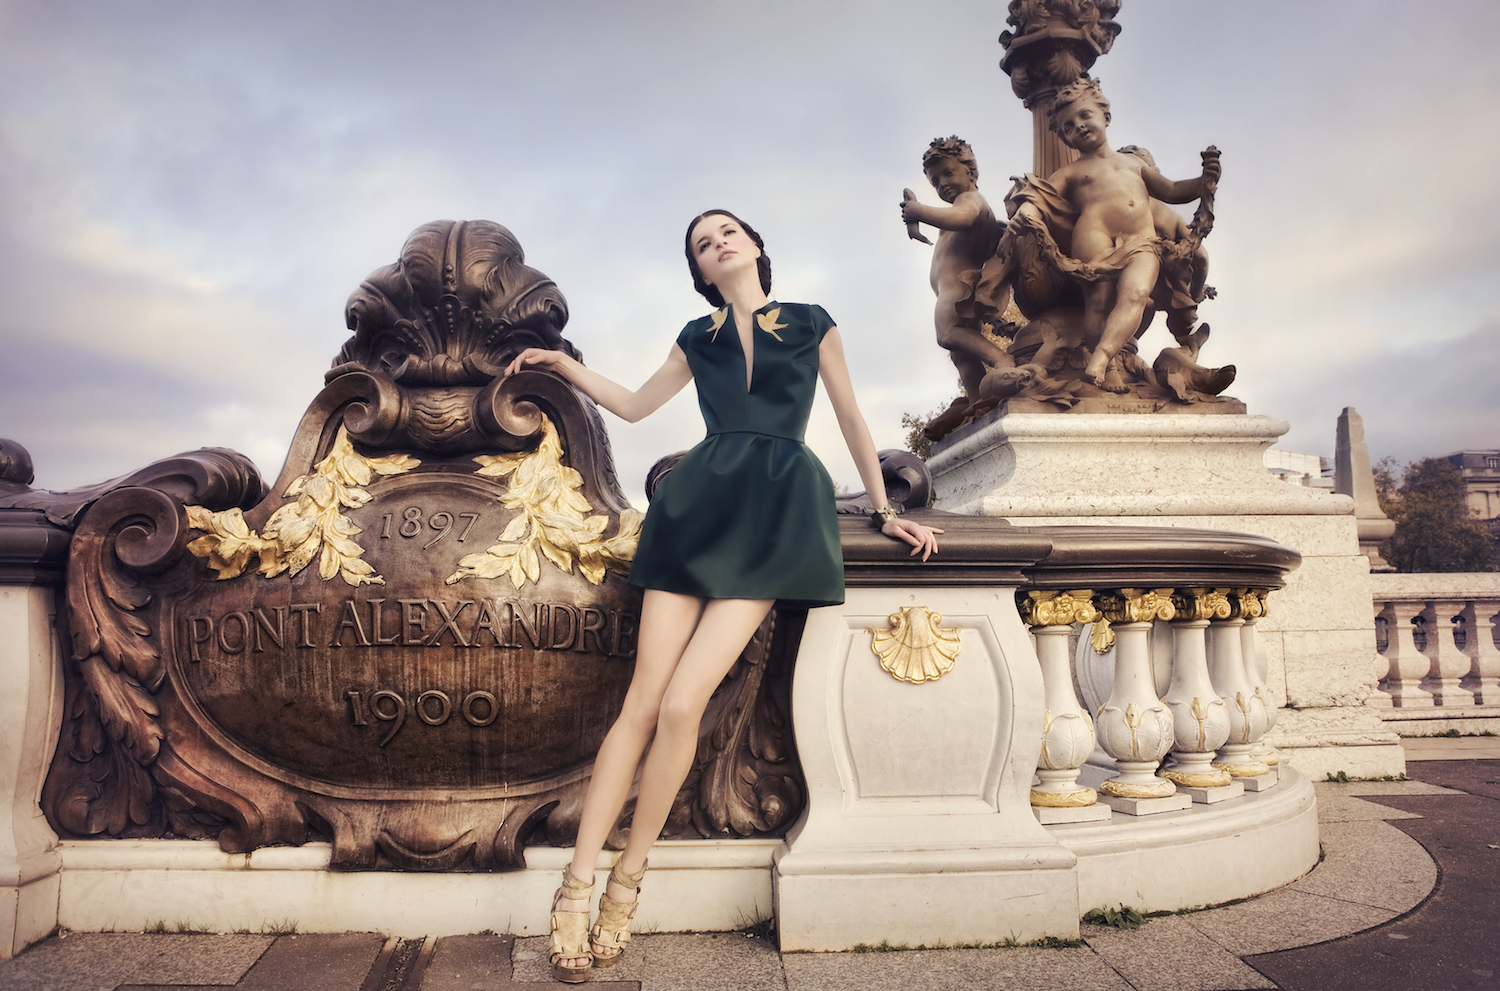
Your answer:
928;411;1405;780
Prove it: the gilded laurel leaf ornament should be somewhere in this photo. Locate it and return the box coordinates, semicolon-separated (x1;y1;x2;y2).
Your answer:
755;306;788;342
870;606;962;684
446;414;642;589
1019;589;1098;627
186;427;419;587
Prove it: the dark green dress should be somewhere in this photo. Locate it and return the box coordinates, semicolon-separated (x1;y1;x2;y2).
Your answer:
628;301;844;608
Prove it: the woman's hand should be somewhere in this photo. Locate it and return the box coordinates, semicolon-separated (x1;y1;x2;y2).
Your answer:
880;517;943;561
504;347;571;378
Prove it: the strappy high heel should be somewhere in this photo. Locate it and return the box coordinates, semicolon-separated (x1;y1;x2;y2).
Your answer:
549;867;594;983
590;858;647;968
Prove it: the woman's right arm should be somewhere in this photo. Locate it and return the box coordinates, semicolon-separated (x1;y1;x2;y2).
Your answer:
503;344;693;424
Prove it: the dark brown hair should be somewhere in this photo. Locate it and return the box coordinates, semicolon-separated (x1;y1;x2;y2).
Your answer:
684;209;772;307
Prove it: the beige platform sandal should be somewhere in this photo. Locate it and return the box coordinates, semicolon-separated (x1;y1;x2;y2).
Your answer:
590;858;647;968
549;867;594;983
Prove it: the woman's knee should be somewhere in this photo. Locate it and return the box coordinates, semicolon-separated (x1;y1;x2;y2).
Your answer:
613;694;661;738
656;686;709;738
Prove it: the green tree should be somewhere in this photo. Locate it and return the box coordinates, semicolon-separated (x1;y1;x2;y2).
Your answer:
1376;457;1498;573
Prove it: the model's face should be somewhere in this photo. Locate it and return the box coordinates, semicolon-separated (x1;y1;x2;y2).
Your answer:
690;215;760;288
1055;98;1107;152
925;157;975;203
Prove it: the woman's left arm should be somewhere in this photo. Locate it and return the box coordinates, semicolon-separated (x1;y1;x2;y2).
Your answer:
818;326;942;560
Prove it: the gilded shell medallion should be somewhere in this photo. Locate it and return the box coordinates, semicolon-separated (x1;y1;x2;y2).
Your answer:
870;606;962;684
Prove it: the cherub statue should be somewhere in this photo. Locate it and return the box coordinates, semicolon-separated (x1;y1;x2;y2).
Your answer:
899;136;1016;401
1006;78;1220;392
1117;144;1211;342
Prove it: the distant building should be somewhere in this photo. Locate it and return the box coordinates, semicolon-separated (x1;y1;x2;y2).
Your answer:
1264;449;1333;488
1446;450;1500;560
1446;450;1500;521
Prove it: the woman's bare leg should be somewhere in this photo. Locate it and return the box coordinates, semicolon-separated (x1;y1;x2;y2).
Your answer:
553;589;706;969
617;597;774;875
581;597;772;962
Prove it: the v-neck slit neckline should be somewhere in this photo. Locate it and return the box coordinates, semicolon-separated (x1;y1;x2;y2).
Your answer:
726;301;774;394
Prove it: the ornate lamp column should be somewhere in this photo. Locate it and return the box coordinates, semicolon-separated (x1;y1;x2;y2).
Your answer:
1160;589;1239;803
1020;590;1112;824
999;0;1122;176
1094;589;1192;815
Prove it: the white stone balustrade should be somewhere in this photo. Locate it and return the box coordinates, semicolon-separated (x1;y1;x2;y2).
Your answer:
1370;575;1500;723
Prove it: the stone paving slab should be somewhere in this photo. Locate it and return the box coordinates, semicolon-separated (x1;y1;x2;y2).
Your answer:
0;933;272;991
782;945;1130;991
1288;820;1434;914
421;934;514;991
1186;888;1399;957
511;934;645;987
1081;916;1276;991
1400;736;1500;761
1307;791;1425;822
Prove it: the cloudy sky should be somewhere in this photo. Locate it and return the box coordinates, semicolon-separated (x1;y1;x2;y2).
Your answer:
2;0;1496;502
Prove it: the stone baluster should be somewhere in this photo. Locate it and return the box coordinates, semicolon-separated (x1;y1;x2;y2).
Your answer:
1367;603;1395;708
1376;599;1435;707
1459;601;1500;705
1209;593;1271;787
1160;589;1239;803
1093;589;1192;815
1019;590;1112;824
1420;601;1476;706
1239;589;1282;770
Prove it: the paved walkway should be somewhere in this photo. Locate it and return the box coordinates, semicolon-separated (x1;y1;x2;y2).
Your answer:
5;737;1498;991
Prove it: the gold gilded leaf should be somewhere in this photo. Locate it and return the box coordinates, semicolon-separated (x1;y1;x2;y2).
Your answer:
335;453;373;487
318;542;339;581
475;452;526;478
302;474;336;509
271;513;318;550
538;535;574;574
285;533;322;577
369;452;421;476
499;514;529;542
446;416;642;589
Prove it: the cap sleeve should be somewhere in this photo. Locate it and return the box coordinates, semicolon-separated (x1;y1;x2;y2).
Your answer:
808;304;835;344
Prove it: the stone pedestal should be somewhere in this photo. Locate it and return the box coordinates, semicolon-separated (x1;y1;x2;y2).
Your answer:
0;511;70;958
773;587;1079;950
929;412;1405;780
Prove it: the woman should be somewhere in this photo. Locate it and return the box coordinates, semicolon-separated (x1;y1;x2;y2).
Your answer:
504;209;941;982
